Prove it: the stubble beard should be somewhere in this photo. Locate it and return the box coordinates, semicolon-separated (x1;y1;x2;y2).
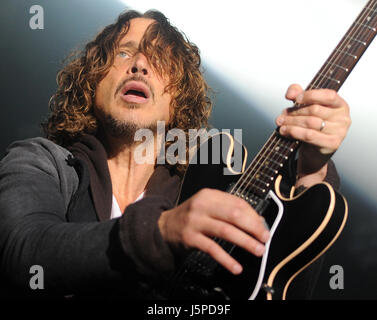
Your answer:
98;107;158;147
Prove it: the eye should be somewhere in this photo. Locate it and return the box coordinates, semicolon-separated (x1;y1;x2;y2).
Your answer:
118;51;130;59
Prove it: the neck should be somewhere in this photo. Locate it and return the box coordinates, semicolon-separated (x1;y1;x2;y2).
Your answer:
98;129;158;213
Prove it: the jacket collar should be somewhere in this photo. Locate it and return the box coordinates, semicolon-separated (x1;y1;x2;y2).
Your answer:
68;134;181;221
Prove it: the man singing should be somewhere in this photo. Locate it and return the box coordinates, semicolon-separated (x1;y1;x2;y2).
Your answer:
0;9;350;299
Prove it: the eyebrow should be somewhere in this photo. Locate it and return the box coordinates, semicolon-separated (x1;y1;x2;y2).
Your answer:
118;41;138;49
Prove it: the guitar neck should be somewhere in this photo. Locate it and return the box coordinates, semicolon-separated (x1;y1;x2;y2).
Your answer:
308;0;377;92
232;0;377;200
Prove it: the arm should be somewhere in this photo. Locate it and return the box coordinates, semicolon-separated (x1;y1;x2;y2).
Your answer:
159;188;270;276
158;84;351;280
274;84;351;299
0;139;174;297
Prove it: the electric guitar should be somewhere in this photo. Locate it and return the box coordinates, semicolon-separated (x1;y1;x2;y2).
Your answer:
163;0;377;300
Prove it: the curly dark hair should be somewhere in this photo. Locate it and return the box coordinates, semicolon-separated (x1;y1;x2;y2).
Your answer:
42;9;212;174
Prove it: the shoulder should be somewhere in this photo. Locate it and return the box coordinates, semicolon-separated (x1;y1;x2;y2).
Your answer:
0;137;79;207
3;137;71;160
1;137;72;176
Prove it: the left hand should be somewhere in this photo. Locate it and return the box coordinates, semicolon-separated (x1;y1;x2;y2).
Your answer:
275;84;351;184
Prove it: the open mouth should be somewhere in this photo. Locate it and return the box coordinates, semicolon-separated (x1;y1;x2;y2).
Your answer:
120;81;151;104
124;89;147;98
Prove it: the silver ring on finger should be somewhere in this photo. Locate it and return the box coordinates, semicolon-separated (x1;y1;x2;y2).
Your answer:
319;120;326;131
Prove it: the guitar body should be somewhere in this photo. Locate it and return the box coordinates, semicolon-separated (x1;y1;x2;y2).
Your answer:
166;133;348;300
162;0;377;297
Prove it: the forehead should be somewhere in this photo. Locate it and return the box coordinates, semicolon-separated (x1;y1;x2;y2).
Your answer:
119;17;156;46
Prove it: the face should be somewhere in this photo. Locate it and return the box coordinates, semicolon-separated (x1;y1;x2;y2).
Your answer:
94;18;171;140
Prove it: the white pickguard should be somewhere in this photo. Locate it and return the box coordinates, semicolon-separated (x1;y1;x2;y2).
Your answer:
249;190;284;300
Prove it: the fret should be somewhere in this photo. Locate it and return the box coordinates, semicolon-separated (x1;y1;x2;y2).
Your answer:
247;184;267;194
273;143;295;154
325;61;349;73
252;174;273;188
365;15;374;23
254;171;275;181
334;48;357;59
344;41;357;54
261;157;283;168
253;179;271;188
269;149;289;161
318;72;341;84
242;167;275;181
235;178;270;197
345;35;367;47
261;166;279;175
272;145;283;153
232;1;377;202
355;21;377;32
238;137;295;196
253;151;289;165
365;6;377;14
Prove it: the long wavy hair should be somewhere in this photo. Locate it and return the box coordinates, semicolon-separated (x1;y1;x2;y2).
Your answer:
42;10;212;175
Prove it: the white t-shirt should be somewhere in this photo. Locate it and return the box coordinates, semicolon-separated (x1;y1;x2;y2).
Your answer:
110;192;144;219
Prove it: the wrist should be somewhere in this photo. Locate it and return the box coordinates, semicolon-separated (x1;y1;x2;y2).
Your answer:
295;163;328;188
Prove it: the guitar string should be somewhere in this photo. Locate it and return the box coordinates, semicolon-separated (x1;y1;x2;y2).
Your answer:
230;133;281;196
210;1;377;295
166;1;377;296
194;2;377;295
235;134;290;197
199;134;285;276
308;0;376;92
215;134;284;254
219;1;377;263
239;0;377;192
259;0;377;193
234;133;295;197
230;1;376;199
232;133;289;200
163;140;285;293
236;0;369;196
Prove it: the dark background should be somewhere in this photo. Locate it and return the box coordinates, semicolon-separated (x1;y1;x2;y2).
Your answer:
1;0;376;299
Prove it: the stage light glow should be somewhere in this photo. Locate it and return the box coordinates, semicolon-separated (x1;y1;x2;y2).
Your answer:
118;0;377;204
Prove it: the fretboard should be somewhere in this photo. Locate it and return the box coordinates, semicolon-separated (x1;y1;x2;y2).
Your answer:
231;0;377;200
308;0;377;91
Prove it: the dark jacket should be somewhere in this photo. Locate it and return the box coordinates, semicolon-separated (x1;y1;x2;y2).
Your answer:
0;134;340;299
0;135;180;299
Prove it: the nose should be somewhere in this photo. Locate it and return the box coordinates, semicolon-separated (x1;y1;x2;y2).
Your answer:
129;53;149;76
